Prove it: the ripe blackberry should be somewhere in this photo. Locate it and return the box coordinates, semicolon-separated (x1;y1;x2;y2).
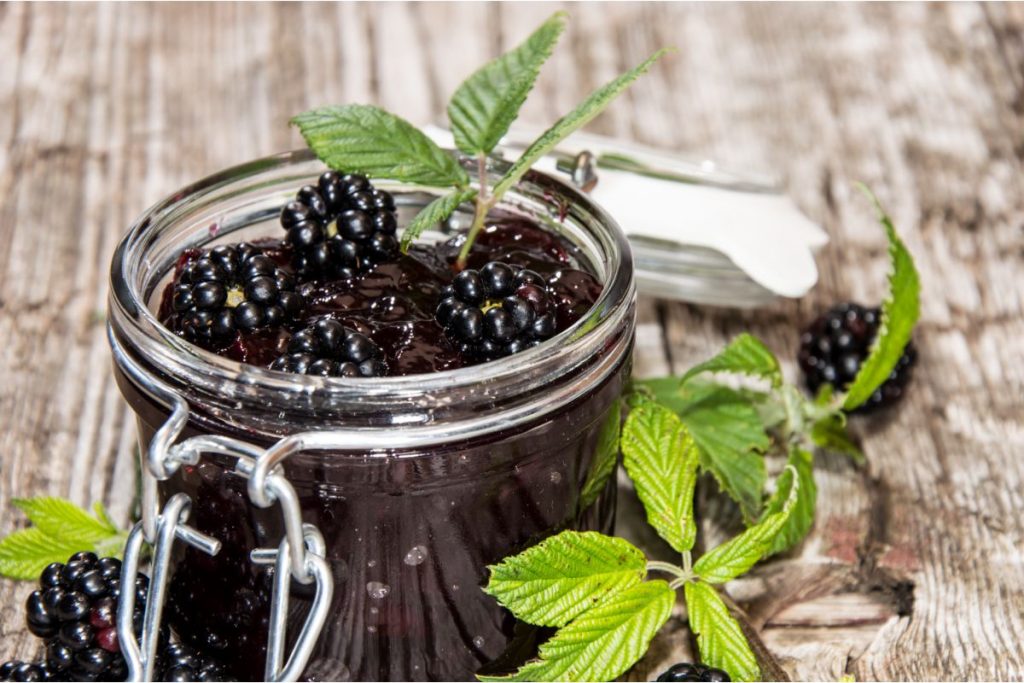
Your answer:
280;171;399;279
156;642;234;682
798;302;917;414
270;318;387;377
0;553;146;682
436;262;558;361
170;243;305;345
656;662;731;682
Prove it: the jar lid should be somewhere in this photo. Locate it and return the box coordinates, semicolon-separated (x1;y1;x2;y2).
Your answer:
426;125;829;308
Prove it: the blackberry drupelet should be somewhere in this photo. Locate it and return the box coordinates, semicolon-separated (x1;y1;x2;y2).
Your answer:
0;661;56;682
797;302;916;413
171;243;305;345
270;318;387;377
280;171;399;279
656;662;731;682
436;261;558;361
156;643;234;682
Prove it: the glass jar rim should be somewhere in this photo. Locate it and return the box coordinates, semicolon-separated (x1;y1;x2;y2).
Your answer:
109;149;634;437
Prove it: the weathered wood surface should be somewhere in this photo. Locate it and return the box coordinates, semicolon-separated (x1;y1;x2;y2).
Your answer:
0;3;1021;680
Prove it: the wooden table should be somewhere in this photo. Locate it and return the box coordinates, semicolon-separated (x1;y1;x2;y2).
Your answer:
1;3;1021;680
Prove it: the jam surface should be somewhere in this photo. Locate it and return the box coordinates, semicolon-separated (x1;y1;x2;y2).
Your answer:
157;215;604;375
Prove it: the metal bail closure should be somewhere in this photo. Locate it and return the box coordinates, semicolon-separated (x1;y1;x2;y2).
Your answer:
117;494;222;682
251;526;334;682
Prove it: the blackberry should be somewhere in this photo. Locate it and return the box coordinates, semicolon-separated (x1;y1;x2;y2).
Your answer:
3;552;238;682
436;262;558;361
656;662;731;682
280;171;399;279
270;318;387;377
170;243;305;345
0;553;144;682
156;642;234;682
797;302;917;414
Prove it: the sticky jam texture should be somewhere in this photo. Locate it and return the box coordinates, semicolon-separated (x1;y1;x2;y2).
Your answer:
158;215;603;374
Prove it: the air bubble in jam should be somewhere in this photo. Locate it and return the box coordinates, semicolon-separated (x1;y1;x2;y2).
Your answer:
366;581;390;599
403;545;428;566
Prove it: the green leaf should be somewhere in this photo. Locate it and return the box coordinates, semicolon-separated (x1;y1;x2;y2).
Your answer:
448;12;567;156
13;497;119;543
579;399;622;512
761;447;817;555
693;465;799;584
399;188;478;252
681;334;782;387
484;530;647;628
842;187;920;410
480;580;675;682
492;49;671;197
0;528;84;580
810;412;865;463
684;582;759;682
620;402;700;553
93;502;119;532
292;105;470;187
639;380;769;523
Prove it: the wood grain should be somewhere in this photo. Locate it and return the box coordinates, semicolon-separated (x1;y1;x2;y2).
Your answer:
0;3;1021;680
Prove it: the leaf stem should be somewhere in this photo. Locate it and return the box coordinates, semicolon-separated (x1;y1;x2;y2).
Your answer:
645;560;688;581
456;153;496;270
669;576;690;590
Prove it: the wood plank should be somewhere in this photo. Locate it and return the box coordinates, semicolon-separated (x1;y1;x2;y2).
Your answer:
0;3;1020;680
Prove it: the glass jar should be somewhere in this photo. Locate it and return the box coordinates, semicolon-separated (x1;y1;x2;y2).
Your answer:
108;150;635;681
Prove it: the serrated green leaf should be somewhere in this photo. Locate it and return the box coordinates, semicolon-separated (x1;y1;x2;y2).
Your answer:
579;399;622;512
681;334;782;387
693;465;799;583
94;502;119;532
843;187;920;410
621;402;700;553
448;12;566;156
492;49;670;197
13;497;119;543
639;380;769;523
0;528;84;580
480;580;675;682
761;447;817;555
400;188;478;252
484;530;646;628
292;105;470;187
810;412;865;463
684;581;759;682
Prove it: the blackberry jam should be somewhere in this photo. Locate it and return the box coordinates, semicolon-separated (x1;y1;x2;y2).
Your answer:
108;151;635;681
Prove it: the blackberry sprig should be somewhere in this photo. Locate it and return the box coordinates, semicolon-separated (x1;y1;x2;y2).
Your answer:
171;244;305;344
436;261;557;361
270;318;387;378
280;171;399;279
798;302;917;414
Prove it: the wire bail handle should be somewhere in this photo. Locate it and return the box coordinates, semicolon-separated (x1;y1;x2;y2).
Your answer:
109;325;334;682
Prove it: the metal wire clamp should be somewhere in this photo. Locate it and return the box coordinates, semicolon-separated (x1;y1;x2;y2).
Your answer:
108;325;334;682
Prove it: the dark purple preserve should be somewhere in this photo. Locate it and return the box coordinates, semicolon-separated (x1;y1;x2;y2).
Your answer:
109;155;635;681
